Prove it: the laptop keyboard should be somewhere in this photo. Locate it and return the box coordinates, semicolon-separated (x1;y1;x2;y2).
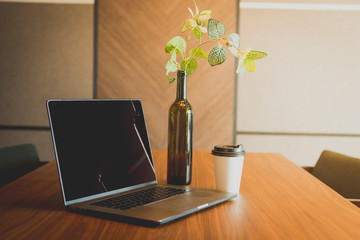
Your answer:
91;187;186;210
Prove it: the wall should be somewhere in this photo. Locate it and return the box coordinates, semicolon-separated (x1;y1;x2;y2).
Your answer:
0;1;94;161
97;0;236;151
236;0;360;166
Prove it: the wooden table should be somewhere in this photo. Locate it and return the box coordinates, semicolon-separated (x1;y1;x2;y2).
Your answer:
1;151;360;239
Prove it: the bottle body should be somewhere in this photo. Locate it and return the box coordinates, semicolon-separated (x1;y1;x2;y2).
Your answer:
167;70;193;185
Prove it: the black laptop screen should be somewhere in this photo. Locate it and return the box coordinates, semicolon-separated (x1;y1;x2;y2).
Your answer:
48;100;156;202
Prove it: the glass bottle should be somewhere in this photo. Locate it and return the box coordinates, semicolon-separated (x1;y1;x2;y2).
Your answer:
167;70;193;185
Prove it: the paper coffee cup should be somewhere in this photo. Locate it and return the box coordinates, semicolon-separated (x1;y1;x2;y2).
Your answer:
211;145;246;193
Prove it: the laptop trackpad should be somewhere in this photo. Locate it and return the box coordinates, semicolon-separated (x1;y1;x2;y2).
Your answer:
149;193;207;211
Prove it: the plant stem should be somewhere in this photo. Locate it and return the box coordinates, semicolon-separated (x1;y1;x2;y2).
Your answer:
179;51;186;70
188;39;213;60
180;51;185;60
184;39;212;70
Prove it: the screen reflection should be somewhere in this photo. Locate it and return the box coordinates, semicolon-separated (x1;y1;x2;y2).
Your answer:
48;100;156;201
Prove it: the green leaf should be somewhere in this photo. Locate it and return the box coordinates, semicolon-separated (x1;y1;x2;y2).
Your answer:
192;26;203;39
165;36;186;53
166;59;177;75
244;58;256;72
180;59;186;71
165;47;180;55
181;58;198;76
207;19;226;41
182;18;197;32
208;46;226;66
228;33;240;46
246;50;267;60
186;58;197;75
190;48;208;59
167;76;175;83
228;33;240;57
196;10;212;26
165;44;174;53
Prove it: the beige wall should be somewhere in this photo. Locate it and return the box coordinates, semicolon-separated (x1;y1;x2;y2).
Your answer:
0;2;94;161
236;0;360;166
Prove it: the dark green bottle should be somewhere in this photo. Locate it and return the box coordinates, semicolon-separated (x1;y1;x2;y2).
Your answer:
167;70;193;185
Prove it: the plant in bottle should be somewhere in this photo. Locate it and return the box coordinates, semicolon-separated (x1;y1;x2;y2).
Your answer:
165;0;267;83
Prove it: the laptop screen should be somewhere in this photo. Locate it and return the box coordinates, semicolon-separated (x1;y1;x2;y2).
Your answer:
47;100;156;202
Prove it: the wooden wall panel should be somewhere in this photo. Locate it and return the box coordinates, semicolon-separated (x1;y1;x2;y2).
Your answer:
97;0;236;150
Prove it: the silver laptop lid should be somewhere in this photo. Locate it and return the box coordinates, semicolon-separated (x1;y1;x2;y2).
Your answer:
47;99;157;206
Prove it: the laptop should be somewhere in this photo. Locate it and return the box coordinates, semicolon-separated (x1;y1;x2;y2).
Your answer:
47;99;236;226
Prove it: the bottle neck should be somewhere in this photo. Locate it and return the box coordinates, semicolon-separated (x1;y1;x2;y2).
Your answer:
176;70;187;100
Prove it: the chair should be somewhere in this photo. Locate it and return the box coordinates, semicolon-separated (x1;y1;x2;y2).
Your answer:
0;144;46;188
304;150;360;207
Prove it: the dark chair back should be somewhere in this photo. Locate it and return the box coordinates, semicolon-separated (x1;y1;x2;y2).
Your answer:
0;144;44;187
311;150;360;199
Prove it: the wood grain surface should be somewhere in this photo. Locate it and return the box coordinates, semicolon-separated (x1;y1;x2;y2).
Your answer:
1;150;359;239
97;0;236;150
